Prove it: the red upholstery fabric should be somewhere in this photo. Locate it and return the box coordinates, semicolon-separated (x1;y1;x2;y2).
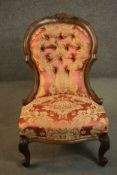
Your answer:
19;94;109;141
30;23;91;97
19;22;109;142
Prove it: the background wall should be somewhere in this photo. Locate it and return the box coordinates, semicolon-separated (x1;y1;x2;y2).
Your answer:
0;1;116;173
0;0;117;81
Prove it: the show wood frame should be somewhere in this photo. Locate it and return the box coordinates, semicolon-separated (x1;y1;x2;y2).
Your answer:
19;13;110;167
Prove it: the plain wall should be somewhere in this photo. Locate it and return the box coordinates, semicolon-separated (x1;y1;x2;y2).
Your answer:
0;0;117;81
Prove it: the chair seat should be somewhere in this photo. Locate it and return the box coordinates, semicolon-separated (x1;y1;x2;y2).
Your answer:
19;94;109;141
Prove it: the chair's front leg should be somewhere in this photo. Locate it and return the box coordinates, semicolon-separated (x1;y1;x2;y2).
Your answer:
18;136;30;167
98;133;110;166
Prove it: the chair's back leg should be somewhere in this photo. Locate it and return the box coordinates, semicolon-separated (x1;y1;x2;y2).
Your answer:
98;133;110;166
18;136;30;167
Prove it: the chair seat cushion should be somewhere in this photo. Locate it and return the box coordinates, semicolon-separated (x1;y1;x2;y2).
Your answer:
19;94;109;141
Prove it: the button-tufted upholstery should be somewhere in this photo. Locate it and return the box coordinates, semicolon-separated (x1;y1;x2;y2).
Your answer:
18;16;110;168
30;23;91;97
19;18;109;142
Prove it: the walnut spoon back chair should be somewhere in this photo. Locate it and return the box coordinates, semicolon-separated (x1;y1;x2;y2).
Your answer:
18;13;110;167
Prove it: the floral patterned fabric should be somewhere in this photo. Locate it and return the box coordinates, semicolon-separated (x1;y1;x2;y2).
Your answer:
19;22;109;141
30;23;91;97
19;94;109;141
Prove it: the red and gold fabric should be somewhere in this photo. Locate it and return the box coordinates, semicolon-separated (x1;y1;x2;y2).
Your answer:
19;23;109;142
19;94;109;141
30;23;91;97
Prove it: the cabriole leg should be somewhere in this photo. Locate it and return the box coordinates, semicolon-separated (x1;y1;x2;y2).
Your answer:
18;136;30;167
98;133;110;166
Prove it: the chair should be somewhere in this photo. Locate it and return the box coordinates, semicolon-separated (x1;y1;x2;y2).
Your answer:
18;13;110;167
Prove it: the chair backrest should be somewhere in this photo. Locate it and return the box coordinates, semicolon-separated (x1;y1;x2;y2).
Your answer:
23;14;101;105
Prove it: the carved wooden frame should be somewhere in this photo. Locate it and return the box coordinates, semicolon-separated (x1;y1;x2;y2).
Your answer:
19;13;110;167
22;13;102;105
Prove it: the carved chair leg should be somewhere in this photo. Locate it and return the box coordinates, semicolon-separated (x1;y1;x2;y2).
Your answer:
98;133;110;166
18;136;30;167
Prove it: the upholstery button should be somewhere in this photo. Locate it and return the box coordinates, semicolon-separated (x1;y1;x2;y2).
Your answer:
44;34;50;40
53;67;58;74
59;32;64;39
65;66;70;74
65;44;69;51
46;54;52;62
59;56;63;62
76;45;81;50
70;53;76;62
40;45;45;51
71;34;75;39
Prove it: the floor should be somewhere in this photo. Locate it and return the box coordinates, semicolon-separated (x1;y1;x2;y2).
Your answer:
0;78;117;175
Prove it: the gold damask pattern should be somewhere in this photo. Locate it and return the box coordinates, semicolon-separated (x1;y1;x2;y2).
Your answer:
30;23;91;97
19;94;109;141
19;24;109;141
